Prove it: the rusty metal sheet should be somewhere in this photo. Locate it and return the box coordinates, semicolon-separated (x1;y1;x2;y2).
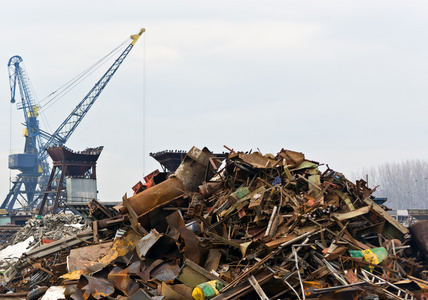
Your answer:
138;194;189;232
178;226;206;265
331;206;370;221
136;229;163;258
136;229;178;260
204;249;222;272
51;261;68;277
161;282;192;300
128;289;156;300
177;260;226;289
98;230;141;264
199;181;222;198
165;210;185;240
127;261;141;275
108;266;140;296
137;259;165;282
150;260;181;284
277;149;305;167
68;242;113;272
112;249;142;267
166;210;186;229
128;289;155;300
60;269;86;281
77;275;115;299
174;146;217;192
364;197;409;237
235;152;277;169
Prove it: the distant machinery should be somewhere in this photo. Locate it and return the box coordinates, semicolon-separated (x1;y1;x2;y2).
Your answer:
150;150;226;173
38;146;103;215
1;28;145;212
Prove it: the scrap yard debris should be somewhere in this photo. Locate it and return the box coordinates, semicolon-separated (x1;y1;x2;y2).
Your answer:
1;146;428;300
1;214;89;249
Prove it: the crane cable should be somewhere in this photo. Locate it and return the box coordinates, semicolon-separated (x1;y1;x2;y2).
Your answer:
9;101;13;191
142;34;146;178
38;38;130;112
21;61;54;135
35;38;130;136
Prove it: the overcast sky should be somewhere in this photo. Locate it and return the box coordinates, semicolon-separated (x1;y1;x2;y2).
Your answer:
0;1;427;205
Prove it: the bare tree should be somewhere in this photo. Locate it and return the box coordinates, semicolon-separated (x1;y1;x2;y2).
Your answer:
351;160;428;209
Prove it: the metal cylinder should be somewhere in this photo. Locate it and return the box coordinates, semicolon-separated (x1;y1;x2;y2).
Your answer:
122;176;185;216
198;182;222;198
409;220;428;260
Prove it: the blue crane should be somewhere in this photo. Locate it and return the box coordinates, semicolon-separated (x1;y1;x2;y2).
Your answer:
1;28;145;212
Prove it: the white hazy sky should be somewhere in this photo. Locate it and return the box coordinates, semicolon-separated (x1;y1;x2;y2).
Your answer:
1;1;427;204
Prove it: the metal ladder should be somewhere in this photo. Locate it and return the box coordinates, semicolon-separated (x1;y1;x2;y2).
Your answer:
361;269;414;300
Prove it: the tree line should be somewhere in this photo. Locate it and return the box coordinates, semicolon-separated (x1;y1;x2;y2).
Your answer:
351;160;428;210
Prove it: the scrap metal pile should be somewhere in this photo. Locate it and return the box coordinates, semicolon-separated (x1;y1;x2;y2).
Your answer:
1;214;89;250
2;146;428;300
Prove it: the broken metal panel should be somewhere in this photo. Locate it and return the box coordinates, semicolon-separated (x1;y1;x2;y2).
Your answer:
177;259;226;288
351;221;385;240
334;190;355;211
174;146;218;192
108;266;140;296
204;249;222;273
68;242;113;272
165;209;185;240
128;288;156;300
136;229;163;259
137;194;189;232
137;259;165;282
98;230;141;264
161;282;192;300
88;198;118;220
277;149;305;167
291;160;318;171
60;269;85;281
165;210;186;229
77;275;115;299
178;226;207;265
150;260;181;283
364;197;409;237
234;152;277;169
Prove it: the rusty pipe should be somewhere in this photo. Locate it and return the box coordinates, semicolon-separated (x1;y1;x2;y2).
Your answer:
119;176;185;216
